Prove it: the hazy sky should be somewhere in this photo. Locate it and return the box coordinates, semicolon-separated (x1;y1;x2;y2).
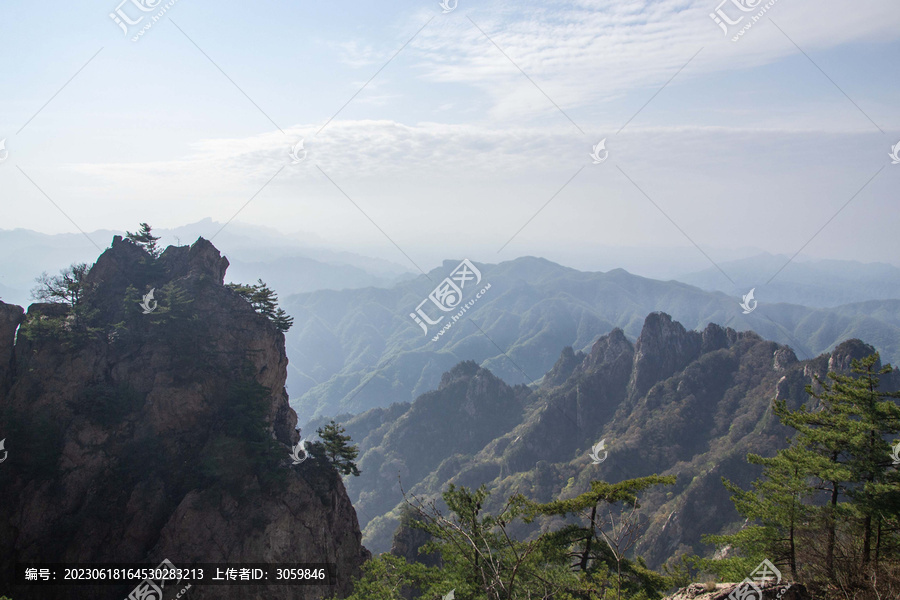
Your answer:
2;0;899;275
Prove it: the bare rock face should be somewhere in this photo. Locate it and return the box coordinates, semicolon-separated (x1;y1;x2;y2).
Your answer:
0;237;369;599
630;312;703;399
0;301;24;391
828;338;878;373
664;582;810;600
543;346;586;388
774;347;798;372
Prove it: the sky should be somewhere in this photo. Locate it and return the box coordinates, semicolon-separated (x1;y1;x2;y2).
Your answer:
2;0;899;278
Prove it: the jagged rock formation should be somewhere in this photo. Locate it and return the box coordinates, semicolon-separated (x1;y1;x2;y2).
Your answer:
331;311;897;567
0;236;368;600
344;360;531;541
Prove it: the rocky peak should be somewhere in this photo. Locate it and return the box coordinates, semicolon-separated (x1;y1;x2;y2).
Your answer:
774;347;799;371
158;236;230;283
828;338;879;372
700;322;733;354
0;236;368;599
543;346;586;388
579;327;634;374
630;312;702;398
439;359;481;388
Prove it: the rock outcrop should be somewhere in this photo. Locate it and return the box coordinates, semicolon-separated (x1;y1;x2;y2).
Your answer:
630;312;703;398
0;236;369;600
0;301;24;392
665;582;810;600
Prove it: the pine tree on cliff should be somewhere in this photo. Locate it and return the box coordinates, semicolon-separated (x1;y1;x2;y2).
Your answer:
125;222;161;258
31;262;92;307
30;262;97;335
311;420;360;476
226;279;294;333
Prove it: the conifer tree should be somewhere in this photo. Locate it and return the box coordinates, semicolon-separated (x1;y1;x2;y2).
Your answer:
311;420;360;476
31;262;92;307
716;352;900;588
809;355;900;568
524;475;675;600
714;446;813;579
125;222;162;258
227;279;294;332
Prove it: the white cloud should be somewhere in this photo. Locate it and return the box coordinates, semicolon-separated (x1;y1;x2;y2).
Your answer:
401;0;900;124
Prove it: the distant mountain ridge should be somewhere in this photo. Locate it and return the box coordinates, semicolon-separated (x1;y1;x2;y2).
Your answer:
678;253;900;307
285;256;900;419
0;220;412;307
324;313;899;569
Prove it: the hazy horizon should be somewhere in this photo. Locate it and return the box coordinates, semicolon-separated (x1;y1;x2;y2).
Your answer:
2;0;899;282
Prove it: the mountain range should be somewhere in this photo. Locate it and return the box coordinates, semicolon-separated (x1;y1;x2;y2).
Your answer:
677;253;900;307
0;220;411;308
285;257;900;420
304;312;898;569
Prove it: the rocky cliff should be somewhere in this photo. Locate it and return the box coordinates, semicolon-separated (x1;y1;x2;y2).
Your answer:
0;236;369;599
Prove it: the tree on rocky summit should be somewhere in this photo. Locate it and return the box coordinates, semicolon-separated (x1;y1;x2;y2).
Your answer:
226;279;293;333
31;262;92;307
125;222;161;258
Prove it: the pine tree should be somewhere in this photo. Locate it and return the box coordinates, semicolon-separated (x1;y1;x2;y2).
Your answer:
125;222;162;258
524;475;675;600
713;446;814;580
311;420;360;476
718;352;900;588
29;262;98;338
773;389;853;578
815;355;900;568
404;484;561;600
226;279;293;332
31;262;92;307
